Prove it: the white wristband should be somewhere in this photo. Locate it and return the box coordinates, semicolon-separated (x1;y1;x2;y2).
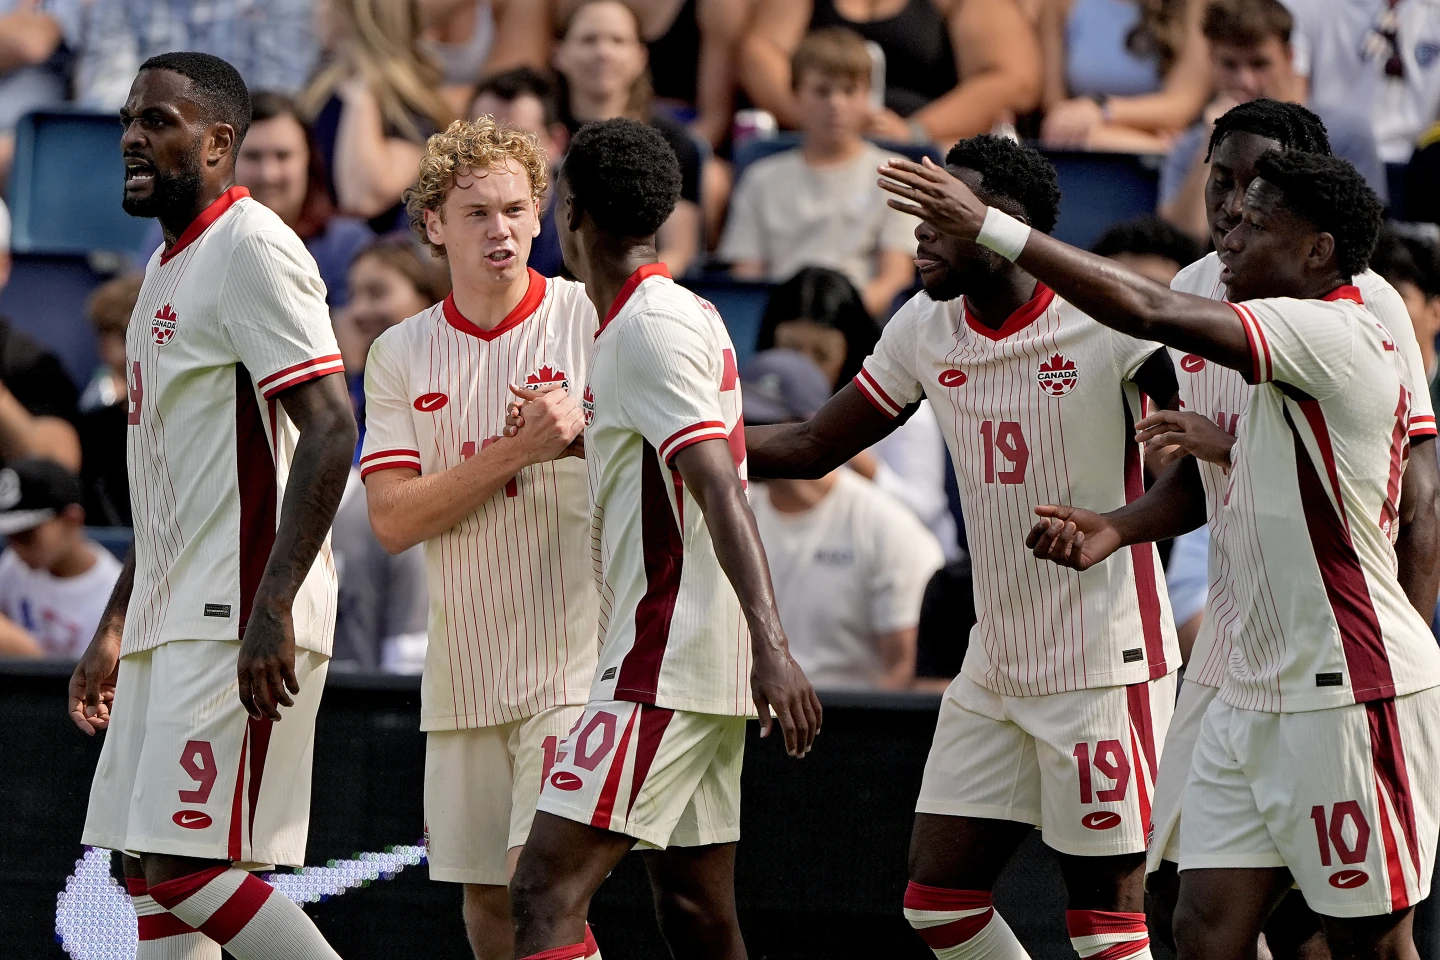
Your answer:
976;207;1031;262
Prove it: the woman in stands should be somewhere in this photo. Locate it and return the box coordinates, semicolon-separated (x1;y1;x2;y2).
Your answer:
552;0;703;276
301;0;456;231
1038;0;1211;150
420;0;553;113
738;0;1041;146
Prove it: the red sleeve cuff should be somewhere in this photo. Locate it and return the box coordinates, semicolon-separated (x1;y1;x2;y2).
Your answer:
1229;303;1272;384
359;448;422;477
658;421;728;464
257;354;346;398
853;367;901;418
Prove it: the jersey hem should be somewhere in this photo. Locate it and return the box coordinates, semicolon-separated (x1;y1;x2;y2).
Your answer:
1216;680;1440;714
961;661;1178;696
119;636;333;659
419;691;593;731
601;689;760;718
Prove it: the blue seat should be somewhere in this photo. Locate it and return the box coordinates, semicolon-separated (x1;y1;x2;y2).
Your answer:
731;134;943;186
1386;161;1408;218
680;278;774;366
0;254;105;388
87;527;133;561
1041;150;1163;249
8;109;152;258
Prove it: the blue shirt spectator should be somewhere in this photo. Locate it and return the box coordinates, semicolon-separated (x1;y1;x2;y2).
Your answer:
1063;0;1163;98
0;0;76;133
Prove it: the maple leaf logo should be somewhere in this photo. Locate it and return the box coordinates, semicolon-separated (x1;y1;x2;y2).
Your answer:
582;385;596;426
525;365;568;386
151;303;179;346
1035;352;1078;397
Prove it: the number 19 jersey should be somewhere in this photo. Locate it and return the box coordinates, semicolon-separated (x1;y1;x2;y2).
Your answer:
855;285;1180;696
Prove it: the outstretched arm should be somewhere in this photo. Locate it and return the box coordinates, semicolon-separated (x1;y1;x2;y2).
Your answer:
1397;439;1440;617
672;439;822;757
746;383;900;480
878;158;1252;372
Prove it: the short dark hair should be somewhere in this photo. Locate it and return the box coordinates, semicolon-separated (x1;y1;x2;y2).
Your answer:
561;118;680;239
944;135;1062;234
140;51;252;147
1254;150;1384;279
1092;215;1203;267
1202;0;1293;48
1370;227;1440;298
473;67;561;128
1207;98;1330;162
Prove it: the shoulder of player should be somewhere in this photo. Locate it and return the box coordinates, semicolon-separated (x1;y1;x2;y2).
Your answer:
1169;252;1222;296
612;285;713;340
545;275;600;328
220;204;310;262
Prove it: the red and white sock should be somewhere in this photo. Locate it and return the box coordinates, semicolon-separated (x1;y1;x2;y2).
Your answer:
1066;910;1152;960
127;878;219;960
903;883;1032;959
519;924;603;960
149;866;340;960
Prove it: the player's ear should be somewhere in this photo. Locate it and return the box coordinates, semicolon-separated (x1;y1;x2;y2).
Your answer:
1308;231;1337;273
563;192;584;233
207;122;235;169
531;199;543;239
424;207;445;248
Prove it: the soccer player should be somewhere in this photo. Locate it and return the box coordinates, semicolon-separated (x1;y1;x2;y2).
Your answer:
67;54;356;960
883;147;1440;958
504;117;822;960
359;117;599;960
1131;98;1440;957
746;134;1181;960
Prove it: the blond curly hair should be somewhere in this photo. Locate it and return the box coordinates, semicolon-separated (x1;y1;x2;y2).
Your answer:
405;117;550;259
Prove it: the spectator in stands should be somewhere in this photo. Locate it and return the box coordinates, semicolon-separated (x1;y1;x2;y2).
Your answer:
744;349;943;690
471;67;569;277
1039;0;1211;151
0;458;123;659
1371;228;1440;413
77;272;141;527
301;0;456;231
335;237;451;451
1158;0;1386;241
553;0;702;276
721;29;917;317
1287;0;1440;164
331;466;428;673
755;266;962;561
1090;214;1201;285
422;0;552;112
913;558;976;691
72;0;318;110
0;199;80;473
739;0;1040;145
239;92;374;307
0;0;79;186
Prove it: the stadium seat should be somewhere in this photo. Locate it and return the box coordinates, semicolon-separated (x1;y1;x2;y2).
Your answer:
8;110;152;258
1387;161;1408;218
87;526;134;561
1041;150;1163;249
731;134;943;186
0;254;106;388
681;277;774;365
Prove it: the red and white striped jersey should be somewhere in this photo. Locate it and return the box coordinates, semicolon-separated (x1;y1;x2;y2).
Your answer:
1170;254;1438;690
360;270;601;729
856;285;1180;696
1210;287;1440;712
584;264;754;716
123;186;342;658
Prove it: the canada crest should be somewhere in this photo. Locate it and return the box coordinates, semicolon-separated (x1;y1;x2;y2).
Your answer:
151;303;179;346
1036;353;1078;397
582;385;595;426
524;365;569;392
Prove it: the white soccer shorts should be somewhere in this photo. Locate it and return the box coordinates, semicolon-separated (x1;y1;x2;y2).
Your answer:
535;699;744;849
1180;690;1440;917
81;640;329;868
424;704;585;885
1146;677;1216;873
916;672;1176;857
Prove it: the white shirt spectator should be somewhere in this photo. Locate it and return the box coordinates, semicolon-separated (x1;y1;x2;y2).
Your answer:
868;399;961;561
0;543;121;657
1164;525;1210;629
1287;0;1440;162
751;470;944;690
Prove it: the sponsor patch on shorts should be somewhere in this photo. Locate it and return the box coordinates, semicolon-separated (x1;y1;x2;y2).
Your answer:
203;603;232;618
1122;648;1144;663
601;667;616;681
1315;672;1344;687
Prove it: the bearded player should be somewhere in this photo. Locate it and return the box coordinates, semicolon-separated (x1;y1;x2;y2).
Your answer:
505;117;821;960
68;53;355;960
360;116;599;960
747;135;1181;960
886;146;1440;958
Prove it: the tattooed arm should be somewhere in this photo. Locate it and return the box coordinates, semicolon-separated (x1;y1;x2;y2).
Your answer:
238;372;357;721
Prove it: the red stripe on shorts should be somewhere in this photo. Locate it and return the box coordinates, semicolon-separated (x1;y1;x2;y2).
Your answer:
591;706;640;830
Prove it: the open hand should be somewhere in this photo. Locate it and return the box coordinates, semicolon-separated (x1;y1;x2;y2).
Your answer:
238;598;299;721
1024;504;1122;571
1136;409;1235;469
69;625;121;734
878;157;988;240
752;643;822;759
504;383;584;464
1040;97;1105;148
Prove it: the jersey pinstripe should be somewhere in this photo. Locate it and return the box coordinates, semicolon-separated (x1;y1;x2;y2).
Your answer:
123;187;341;658
360;271;600;730
584;264;754;716
1170;255;1439;690
1210;286;1440;711
856;285;1180;696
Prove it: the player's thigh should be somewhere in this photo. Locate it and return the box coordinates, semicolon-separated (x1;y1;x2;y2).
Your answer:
1254;691;1440;920
425;724;519;886
1149;679;1216;875
506;704;586;857
1174;866;1294;960
1028;673;1176;858
82;650;154;851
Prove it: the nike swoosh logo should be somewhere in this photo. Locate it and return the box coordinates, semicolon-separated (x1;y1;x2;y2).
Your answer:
415;396;446;411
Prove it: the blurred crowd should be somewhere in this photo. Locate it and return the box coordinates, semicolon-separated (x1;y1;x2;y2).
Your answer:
3;0;1440;689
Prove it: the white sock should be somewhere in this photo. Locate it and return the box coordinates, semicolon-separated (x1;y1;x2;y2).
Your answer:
1066;910;1153;960
904;883;1032;959
128;878;219;960
149;866;340;960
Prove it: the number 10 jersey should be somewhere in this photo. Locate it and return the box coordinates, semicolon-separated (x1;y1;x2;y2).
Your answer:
855;284;1180;696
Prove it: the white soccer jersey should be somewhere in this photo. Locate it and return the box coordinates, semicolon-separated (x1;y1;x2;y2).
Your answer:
855;284;1180;696
1170;254;1438;689
360;270;601;730
123;187;342;658
584;264;753;716
1209;287;1440;712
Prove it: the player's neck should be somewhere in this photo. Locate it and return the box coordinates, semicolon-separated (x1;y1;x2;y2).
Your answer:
159;180;237;248
765;474;838;513
583;240;662;322
964;267;1041;331
449;270;532;331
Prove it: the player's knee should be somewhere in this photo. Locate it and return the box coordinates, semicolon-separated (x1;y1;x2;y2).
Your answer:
509;859;578;933
461;884;512;945
1172;896;1243;960
652;885;738;948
